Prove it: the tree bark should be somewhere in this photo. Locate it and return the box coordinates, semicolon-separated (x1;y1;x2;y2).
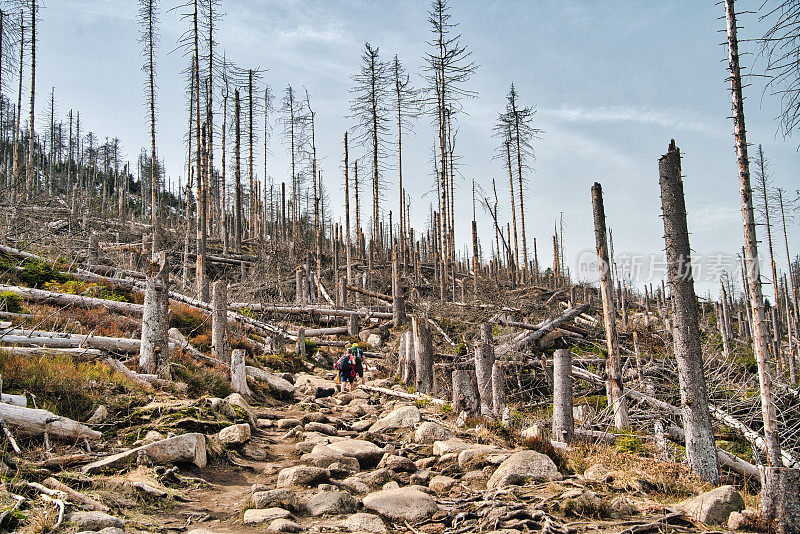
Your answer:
491;360;506;417
413;314;434;395
212;279;230;365
552;348;574;443
658;139;720;484
452;369;478;414
591;182;629;429
474;323;494;417
139;252;170;379
230;348;251;396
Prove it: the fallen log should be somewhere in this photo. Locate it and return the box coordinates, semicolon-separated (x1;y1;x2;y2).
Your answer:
0;329;176;355
0;284;143;315
226;302;393;319
346;284;393;303
42;477;109;512
496;304;591;356
0;402;101;440
0;346;105;359
168;328;225;368
666;425;759;479
360;384;447;406
707;404;799;468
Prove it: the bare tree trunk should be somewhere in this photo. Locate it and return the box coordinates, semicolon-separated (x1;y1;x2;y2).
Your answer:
474;323;494;417
552;348;574;443
452;369;478;414
392;248;405;327
591;182;629;429
725;1;787;526
196;123;209;302
234;89;242;253
491;361;505;417
658;139;720;484
230;348;251;396
212;279;230;365
413;314;434;395
139;252;169;380
401;330;415;385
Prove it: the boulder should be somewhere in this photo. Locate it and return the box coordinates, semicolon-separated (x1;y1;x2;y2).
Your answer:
360;468;393;488
70;511;125;531
252;489;300;512
429;475;457;494
219;423;251;446
246;366;295;398
243;508;292;524
352;420;372;432
327;439;385;469
82;433;206;473
226;392;257;425
304;422;338;435
378;454;417;473
294;373;337;396
344;512;388;534
276;466;330;488
306;490;358;516
367;333;383;348
414;421;454;444
678;485;745;525
267;518;302;533
433;439;473;456
369;405;420;433
458;447;511;470
302;444;360;472
486;450;562;489
362;487;438;523
277;418;302;429
86;405;108;425
337;476;370;494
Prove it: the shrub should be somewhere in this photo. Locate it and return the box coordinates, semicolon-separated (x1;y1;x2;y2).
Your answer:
0;291;23;313
170;303;209;335
19;260;67;288
171;356;232;399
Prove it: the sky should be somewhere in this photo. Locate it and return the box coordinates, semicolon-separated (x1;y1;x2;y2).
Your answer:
35;0;799;298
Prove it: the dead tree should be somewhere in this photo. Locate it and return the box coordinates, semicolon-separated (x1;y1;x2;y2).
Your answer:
452;369;478;414
234;88;242;252
591;182;629;429
552;348;574;443
392;248;405;326
211;279;230;365
230;348;250;396
491;360;505;417
474;323;495;417
139;252;169;379
658;139;720;484
139;0;160;252
413;314;434;394
725;1;790;527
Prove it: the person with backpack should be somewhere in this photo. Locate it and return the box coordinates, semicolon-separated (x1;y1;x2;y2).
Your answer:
335;343;368;392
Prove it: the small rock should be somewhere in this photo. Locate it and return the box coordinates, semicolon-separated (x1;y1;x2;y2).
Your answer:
379;454;417;473
226;392;257;425
433;439;473;456
338;476;370;494
276;466;330;488
82;433;206;473
410;469;432;485
327;439;385;469
267;518;302;533
457;447;509;470
87;405;108;425
520;422;546;440
246;365;295;398
583;463;612;481
303;444;360;472
303;412;329;423
306;490;358;516
610;495;638;517
414;421;455;444
345;512;388;534
305;422;338;435
429;475;457;494
70;511;124;531
242;441;269;461
257;418;274;428
486;450;562;489
369;405;420;433
219;423;251;446
360;468;393;488
352;420;372;432
277;418;302;429
678;485;745;525
362;486;438;523
727;511;746;530
367;333;383;348
382;481;400;490
243;508;292;524
76;528;123;534
252;489;300;512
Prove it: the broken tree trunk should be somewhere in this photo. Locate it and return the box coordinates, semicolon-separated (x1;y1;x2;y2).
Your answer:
591;182;629;430
139;252;170;380
552;348;574;443
474;323;495;417
230;348;251;396
659;139;720;485
413;314;434;395
0;403;101;441
492;361;506;417
212;279;230;365
452;369;479;414
0;284;143;315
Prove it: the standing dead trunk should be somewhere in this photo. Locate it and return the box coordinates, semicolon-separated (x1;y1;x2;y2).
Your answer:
725;2;789;527
591;182;629;429
401;330;415;385
452;369;478;414
658;139;720;484
211;279;230;365
413;314;434;395
552;348;574;443
474;323;495;417
491;361;505;417
139;252;170;380
230;348;250;396
392;249;405;327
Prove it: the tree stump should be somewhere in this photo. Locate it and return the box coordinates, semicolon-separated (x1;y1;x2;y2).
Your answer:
474;323;495;417
212;279;230;365
552;348;574;443
230;348;251;396
452;369;478;414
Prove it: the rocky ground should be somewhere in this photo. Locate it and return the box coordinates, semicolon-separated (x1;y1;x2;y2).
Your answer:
13;359;759;534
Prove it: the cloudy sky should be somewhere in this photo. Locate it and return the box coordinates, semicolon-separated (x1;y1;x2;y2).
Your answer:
36;0;798;297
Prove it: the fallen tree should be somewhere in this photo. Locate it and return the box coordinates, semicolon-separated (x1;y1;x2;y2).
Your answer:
0;403;101;440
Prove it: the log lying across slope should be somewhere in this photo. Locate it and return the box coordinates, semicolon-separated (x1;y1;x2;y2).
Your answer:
0;403;101;440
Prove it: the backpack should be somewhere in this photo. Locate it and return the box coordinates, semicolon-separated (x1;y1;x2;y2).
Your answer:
336;353;353;374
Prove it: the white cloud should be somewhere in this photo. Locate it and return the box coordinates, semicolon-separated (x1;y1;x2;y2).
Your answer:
541;105;722;137
277;25;346;46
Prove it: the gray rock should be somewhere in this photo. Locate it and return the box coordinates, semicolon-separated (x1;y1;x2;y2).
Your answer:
303;444;360;472
413;421;455;444
82;433;206;473
277;418;303;429
432;439;473;456
360;468;393;488
678;485;745;525
276;466;330;488
86;405;108;425
486;450;562;489
378;454;417;473
306;490;358;516
76;528;123;534
226;392;257;425
382;481;400;490
344;512;388;534
429;475;457;494
327;439;385;469
352;420;372;432
243;508;292;524
246;366;295;398
219;423;251;446
70;511;124;531
362;487;438;523
337;476;370;494
251;489;300;512
366;333;383;348
267;518;302;533
369;405;420;433
457;447;510;470
304;422;338;435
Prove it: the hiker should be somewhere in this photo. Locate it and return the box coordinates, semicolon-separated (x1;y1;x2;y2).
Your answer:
335;343;368;392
